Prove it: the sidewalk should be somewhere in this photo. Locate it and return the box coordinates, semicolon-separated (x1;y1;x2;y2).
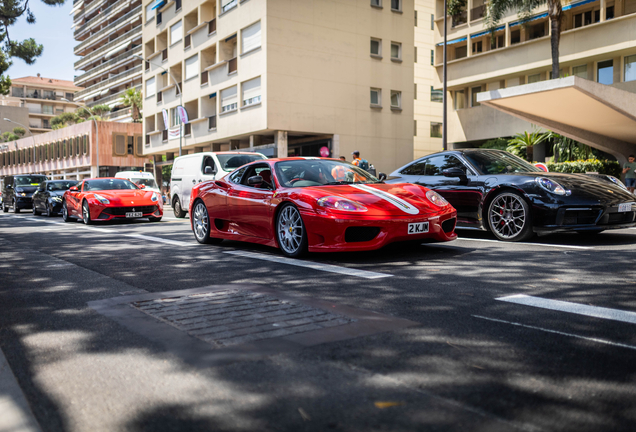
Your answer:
0;347;41;432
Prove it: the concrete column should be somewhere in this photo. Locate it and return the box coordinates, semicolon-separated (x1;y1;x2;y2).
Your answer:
90;165;98;178
331;134;340;158
249;135;262;149
275;131;288;158
600;0;606;21
505;24;510;47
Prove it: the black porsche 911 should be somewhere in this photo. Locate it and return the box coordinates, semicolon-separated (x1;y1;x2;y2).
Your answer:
387;149;636;241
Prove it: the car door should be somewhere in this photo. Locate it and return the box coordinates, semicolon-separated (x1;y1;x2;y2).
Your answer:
197;155;218;184
227;164;275;239
66;181;83;216
181;156;199;209
415;154;485;227
34;183;46;211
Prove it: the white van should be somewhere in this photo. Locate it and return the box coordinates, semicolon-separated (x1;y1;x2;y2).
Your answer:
170;151;266;217
115;171;161;193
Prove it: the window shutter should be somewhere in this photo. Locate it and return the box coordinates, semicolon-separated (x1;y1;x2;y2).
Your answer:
242;77;261;104
241;21;261;54
113;134;126;156
146;77;156;97
170;21;183;44
221;86;237;111
185;55;199;80
135;136;143;157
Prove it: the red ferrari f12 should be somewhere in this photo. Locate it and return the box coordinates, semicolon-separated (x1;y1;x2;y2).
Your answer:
189;158;456;257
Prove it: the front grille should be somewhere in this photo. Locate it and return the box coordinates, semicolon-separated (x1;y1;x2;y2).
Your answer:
561;209;600;226
345;227;381;243
442;217;456;233
102;206;157;216
606;211;635;225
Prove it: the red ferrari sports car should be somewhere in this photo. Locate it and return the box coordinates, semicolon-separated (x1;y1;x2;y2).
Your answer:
62;177;163;224
189;158;457;257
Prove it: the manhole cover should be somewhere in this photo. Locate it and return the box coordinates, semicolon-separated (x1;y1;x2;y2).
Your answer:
131;289;355;348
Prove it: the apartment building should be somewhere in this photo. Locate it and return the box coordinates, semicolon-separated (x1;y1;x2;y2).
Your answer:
431;0;636;160
142;0;415;174
414;1;443;159
72;0;144;122
0;76;83;134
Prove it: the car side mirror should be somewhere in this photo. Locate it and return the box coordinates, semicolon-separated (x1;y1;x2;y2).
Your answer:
138;184;146;189
247;175;263;186
69;186;78;191
6;184;12;189
378;172;387;181
204;166;215;175
442;167;466;178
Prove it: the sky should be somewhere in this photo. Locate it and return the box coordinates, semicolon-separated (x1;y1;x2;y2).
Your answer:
7;0;78;81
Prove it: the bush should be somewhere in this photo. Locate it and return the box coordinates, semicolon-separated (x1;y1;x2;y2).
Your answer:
546;159;621;177
480;138;509;151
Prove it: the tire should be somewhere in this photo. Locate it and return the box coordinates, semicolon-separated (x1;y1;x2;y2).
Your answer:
45;203;53;217
276;203;308;258
33;203;40;216
173;196;187;218
486;191;534;242
62;201;72;223
82;200;93;225
191;200;222;244
12;200;19;213
149;217;162;222
2;201;7;213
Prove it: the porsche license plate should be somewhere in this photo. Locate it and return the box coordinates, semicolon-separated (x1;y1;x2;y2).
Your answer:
618;203;633;212
126;212;143;218
408;222;429;234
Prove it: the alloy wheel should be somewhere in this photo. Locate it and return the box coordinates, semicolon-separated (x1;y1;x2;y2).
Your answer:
82;202;91;225
277;205;304;255
489;193;527;240
193;202;209;242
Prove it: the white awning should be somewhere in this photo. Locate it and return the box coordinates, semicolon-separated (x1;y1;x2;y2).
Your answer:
99;89;110;96
77;89;100;101
104;42;130;60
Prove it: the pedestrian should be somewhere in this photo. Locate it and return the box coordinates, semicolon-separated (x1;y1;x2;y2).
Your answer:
623;154;636;194
351;151;370;171
339;156;346;161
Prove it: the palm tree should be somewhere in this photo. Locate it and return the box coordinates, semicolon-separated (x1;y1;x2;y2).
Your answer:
121;88;142;122
507;130;550;161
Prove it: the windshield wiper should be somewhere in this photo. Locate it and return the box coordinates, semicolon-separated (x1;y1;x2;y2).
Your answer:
324;181;350;185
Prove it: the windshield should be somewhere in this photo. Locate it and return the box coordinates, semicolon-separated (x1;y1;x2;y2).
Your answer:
217;154;265;171
274;160;379;188
463;150;542;175
84;179;139;191
15;176;47;186
47;181;78;191
131;178;158;188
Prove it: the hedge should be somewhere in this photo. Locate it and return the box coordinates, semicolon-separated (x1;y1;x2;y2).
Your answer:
546;159;621;177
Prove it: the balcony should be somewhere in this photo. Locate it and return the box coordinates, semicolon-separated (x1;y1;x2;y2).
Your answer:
452;10;467;27
75;0;131;38
74;6;141;55
74;46;142;87
91;84;141;107
74;24;142;70
75;65;142;100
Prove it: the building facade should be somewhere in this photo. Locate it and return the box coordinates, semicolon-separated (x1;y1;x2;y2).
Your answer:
0;122;146;180
432;0;636;150
142;0;415;174
0;76;83;134
72;0;143;122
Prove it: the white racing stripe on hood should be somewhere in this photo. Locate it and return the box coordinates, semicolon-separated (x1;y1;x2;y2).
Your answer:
351;184;420;215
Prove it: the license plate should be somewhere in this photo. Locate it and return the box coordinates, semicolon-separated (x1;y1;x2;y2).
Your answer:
618;203;633;212
126;212;143;218
408;222;429;234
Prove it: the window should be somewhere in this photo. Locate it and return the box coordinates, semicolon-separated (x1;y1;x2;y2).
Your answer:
370;88;381;106
113;134;126;156
391;0;401;11
242;77;261;106
414;10;418;26
527;73;541;84
175;0;182;10
606;6;614;19
529;22;546;39
455;45;467;59
573;64;588;79
597;60;613;85
12;87;24;97
371;0;381;6
549;69;564;79
471;86;482;107
391;42;401;60
370;38;381;56
431;14;434;30
454;90;465;110
185;54;198;81
145;2;155;22
242;21;262;54
170;21;183;45
229;166;248;184
414;46;417;62
423;155;467;176
472;41;482;54
42;105;53;114
511;29;520;44
414;120;417;136
221;86;238;113
625;55;636;82
170;107;181;126
414;83;417;100
431;86;443;102
222;0;237;13
146;77;156;97
430;122;442;138
390;90;401;109
430;49;434;65
127;136;134;155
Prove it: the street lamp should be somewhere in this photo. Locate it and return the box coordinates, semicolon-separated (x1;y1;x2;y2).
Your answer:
62;98;100;177
4;118;35;171
442;0;448;151
133;54;183;157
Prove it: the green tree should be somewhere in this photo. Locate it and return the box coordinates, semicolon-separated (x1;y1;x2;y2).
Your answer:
507;130;550;161
2;131;19;142
480;137;510;151
51;111;79;129
12;126;25;137
0;0;67;95
120;88;142;122
89;104;111;117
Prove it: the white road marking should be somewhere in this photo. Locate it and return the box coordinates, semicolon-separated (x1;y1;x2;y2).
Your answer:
124;233;194;247
457;237;594;250
497;294;636;325
224;250;393;279
473;315;636;351
21;217;63;225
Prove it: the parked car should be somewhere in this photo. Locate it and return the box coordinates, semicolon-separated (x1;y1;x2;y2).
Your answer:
387;149;636;241
32;180;79;216
170;151;266;218
115;171;161;193
189;157;457;257
62;178;163;224
2;174;48;213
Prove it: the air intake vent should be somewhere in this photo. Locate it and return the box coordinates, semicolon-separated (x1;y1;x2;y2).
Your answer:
442;217;456;233
345;227;381;243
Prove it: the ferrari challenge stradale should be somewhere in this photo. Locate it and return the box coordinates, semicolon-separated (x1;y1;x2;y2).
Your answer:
189;158;458;257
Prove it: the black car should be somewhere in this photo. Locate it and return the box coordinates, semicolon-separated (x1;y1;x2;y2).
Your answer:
32;180;79;216
387;149;636;241
2;174;48;213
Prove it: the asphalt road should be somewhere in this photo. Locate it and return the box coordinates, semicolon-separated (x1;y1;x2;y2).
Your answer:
1;208;636;432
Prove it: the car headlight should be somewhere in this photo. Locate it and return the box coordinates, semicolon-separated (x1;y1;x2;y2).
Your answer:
426;190;449;206
607;175;628;190
317;196;367;212
52;196;62;202
20;192;27;197
93;193;110;204
535;177;570;196
151;192;159;202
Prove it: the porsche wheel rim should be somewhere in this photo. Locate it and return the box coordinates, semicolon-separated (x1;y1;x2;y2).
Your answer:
193;202;208;241
278;206;303;254
489;193;526;239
